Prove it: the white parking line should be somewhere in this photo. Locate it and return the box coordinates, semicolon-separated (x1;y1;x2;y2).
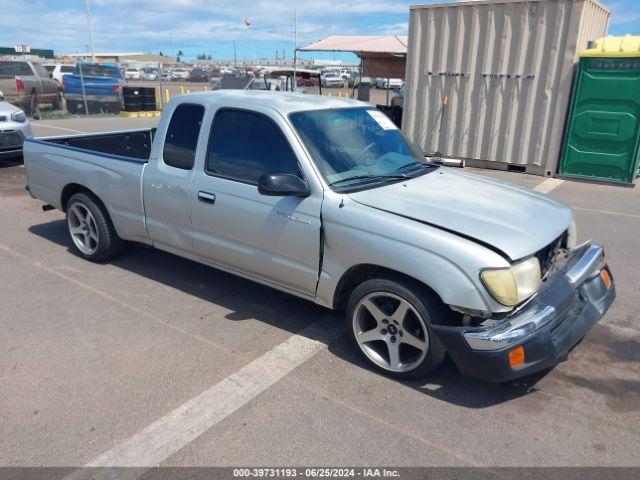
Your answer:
533;178;564;194
69;320;340;473
31;123;87;134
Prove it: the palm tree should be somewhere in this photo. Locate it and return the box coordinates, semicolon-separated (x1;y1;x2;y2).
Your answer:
176;50;184;63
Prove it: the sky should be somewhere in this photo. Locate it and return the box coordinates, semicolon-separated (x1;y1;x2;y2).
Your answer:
1;0;638;62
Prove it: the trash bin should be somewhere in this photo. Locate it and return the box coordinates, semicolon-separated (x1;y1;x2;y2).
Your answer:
357;83;370;102
560;35;640;185
122;87;142;112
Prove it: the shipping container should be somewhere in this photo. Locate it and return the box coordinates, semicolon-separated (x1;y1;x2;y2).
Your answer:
403;0;611;176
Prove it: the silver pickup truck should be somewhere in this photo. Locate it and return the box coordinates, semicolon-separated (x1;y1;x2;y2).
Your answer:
24;91;616;382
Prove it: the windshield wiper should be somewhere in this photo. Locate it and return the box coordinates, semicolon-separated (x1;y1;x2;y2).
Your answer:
330;173;408;187
393;161;438;173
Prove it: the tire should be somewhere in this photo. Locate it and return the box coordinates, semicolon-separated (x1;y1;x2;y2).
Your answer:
28;93;40;119
66;100;78;114
66;192;124;262
52;91;62;110
346;277;446;380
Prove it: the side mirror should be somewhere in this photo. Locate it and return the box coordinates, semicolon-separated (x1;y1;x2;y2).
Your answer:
49;73;53;79
258;173;310;197
0;90;4;101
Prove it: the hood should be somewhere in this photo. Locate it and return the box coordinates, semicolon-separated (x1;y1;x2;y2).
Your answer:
348;168;573;261
0;101;21;115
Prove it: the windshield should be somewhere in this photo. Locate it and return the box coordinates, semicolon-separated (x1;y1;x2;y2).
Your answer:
78;64;118;77
289;107;433;190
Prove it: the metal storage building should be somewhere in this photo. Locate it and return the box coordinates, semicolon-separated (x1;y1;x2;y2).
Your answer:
403;0;611;176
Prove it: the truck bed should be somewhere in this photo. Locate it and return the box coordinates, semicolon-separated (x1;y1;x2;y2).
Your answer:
23;129;155;245
45;128;155;160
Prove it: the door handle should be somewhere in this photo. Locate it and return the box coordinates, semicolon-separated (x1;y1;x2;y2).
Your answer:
198;191;216;204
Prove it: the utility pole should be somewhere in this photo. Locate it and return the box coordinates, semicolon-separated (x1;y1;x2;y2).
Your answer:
292;9;297;92
85;0;96;61
233;42;237;67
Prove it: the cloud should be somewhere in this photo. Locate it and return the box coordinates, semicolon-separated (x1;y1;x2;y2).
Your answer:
1;0;637;59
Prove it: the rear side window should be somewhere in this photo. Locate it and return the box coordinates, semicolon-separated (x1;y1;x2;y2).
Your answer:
0;61;32;77
61;66;74;73
206;109;300;184
163;103;205;170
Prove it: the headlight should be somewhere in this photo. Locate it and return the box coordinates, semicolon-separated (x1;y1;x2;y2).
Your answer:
566;220;577;249
11;111;27;123
481;257;542;306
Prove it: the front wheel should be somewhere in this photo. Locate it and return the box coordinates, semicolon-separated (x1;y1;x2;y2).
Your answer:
346;277;446;380
66;192;124;262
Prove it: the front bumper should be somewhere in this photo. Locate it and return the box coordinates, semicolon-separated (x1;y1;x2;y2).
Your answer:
433;243;615;382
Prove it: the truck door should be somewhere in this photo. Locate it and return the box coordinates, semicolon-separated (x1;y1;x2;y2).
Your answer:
190;107;322;297
143;103;205;254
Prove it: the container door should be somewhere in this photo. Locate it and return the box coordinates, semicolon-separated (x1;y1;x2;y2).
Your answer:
561;58;640;184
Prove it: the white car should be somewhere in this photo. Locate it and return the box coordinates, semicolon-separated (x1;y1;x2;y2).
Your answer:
44;64;75;87
339;69;352;80
171;68;189;81
142;68;158;81
321;72;344;88
376;77;403;89
0;92;33;158
125;68;141;81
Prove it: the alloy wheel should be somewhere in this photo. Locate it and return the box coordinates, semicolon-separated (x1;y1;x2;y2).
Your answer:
352;292;429;372
68;203;99;255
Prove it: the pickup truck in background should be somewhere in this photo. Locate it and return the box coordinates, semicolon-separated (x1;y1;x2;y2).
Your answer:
0;60;61;118
23;91;616;382
62;62;125;114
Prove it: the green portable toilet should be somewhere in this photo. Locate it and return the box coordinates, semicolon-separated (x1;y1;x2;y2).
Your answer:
561;35;640;185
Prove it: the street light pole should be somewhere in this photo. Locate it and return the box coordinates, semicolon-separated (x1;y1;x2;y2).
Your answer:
85;0;96;62
292;9;297;92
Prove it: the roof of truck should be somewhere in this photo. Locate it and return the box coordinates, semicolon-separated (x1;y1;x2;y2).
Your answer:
179;90;365;114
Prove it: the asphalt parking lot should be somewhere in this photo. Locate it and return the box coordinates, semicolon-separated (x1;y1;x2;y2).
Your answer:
1;117;639;470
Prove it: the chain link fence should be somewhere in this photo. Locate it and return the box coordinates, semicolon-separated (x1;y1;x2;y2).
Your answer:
0;58;218;120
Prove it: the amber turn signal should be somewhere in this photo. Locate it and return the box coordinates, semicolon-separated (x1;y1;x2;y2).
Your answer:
601;269;612;290
509;346;526;368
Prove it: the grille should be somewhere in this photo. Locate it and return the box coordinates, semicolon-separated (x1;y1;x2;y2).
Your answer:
535;231;567;277
0;130;25;151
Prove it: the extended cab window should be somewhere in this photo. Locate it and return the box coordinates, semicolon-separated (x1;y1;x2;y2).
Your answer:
206;109;300;184
163;103;205;170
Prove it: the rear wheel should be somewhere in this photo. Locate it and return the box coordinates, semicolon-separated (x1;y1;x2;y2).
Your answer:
28;93;40;119
52;91;62;110
346;277;446;380
66;192;124;262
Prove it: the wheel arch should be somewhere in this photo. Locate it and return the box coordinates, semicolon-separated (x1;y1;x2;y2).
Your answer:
61;183;106;213
332;264;454;325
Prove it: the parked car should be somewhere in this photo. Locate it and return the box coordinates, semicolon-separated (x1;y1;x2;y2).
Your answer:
23;92;616;382
44;64;75;87
189;68;210;82
124;68;141;81
339;69;352;80
159;69;172;82
376;77;403;89
321;72;344;88
0;60;61;118
142;68;158;81
62;62;125;114
171;68;189;81
0;91;33;158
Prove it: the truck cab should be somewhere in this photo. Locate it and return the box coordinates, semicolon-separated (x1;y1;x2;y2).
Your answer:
23;91;616;382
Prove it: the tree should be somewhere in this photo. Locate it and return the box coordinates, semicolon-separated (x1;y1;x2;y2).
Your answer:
176;50;184;63
159;51;164;56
